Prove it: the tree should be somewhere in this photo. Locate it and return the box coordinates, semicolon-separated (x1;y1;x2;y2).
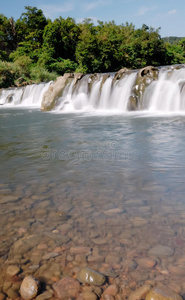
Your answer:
13;6;48;62
0;14;17;59
75;19;100;73
165;42;185;65
128;25;166;68
42;17;80;61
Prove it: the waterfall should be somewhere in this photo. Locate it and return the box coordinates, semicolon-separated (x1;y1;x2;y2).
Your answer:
54;72;137;112
1;65;185;113
144;66;185;112
0;82;51;107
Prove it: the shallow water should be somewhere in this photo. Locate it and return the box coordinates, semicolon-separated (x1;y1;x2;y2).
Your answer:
1;108;185;293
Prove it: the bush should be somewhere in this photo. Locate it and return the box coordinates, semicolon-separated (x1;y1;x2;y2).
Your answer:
30;65;58;83
13;55;33;77
0;60;20;88
50;58;78;75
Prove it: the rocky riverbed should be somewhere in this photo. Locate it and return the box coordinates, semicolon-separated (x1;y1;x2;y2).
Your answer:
1;181;185;300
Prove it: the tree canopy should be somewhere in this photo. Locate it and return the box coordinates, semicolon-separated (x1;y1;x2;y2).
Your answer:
0;6;185;87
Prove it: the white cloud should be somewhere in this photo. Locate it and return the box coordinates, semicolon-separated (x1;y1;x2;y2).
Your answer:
83;0;110;12
167;9;177;15
137;6;156;16
39;3;74;19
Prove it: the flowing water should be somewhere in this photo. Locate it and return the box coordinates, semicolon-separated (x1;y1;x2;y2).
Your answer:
1;66;185;295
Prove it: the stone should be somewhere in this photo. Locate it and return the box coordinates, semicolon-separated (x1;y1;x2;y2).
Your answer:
88;255;104;263
20;275;39;300
114;68;129;81
70;246;92;255
136;257;156;269
104;208;123;215
81;291;98;300
0;293;6;300
77;267;106;286
103;284;118;296
6;288;19;299
75;254;87;263
3;281;12;291
6;265;20;277
130;270;149;281
145;285;183;300
103;295;115;300
133;65;159;109
36;291;53;300
105;255;121;264
41;73;83;111
128;285;151;300
53;277;80;299
0;195;19;204
148;245;174;257
92;238;110;245
42;252;60;260
127;95;138;111
168;265;185;276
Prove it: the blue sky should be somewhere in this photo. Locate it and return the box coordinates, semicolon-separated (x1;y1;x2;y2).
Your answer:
1;0;185;37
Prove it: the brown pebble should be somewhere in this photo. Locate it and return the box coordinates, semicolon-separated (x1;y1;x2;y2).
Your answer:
35;291;53;300
103;295;115;300
103;284;118;297
128;285;151;300
20;275;39;300
75;254;87;263
146;285;183;300
0;293;6;300
53;277;80;299
136;257;156;269
70;247;92;255
81;291;98;300
105;255;121;264
168;265;185;276
6;265;20;277
3;281;12;291
6;288;19;299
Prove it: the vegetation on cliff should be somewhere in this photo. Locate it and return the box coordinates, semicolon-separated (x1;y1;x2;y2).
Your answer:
0;6;185;88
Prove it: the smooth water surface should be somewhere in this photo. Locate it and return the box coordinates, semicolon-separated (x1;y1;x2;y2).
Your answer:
1;108;185;289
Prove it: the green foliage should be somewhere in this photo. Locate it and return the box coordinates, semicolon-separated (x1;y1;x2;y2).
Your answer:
75;19;100;73
1;6;185;88
128;25;166;68
50;59;78;74
43;17;80;61
13;55;32;77
163;36;184;45
37;47;55;69
0;60;20;88
30;65;58;83
0;14;17;57
165;43;185;65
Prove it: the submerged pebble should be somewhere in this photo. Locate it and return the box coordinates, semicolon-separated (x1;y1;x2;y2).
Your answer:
6;265;20;277
77;267;106;286
20;276;39;300
148;245;174;257
146;285;183;300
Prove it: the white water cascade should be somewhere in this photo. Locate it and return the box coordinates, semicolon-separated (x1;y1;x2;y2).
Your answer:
0;65;185;113
144;67;185;112
56;72;137;112
0;82;51;107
